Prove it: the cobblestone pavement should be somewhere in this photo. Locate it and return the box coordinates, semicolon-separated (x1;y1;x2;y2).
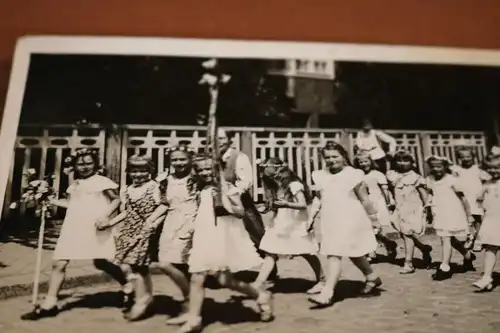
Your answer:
1;235;500;333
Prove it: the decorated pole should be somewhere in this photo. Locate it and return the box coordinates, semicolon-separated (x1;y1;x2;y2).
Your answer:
199;59;231;215
32;203;47;305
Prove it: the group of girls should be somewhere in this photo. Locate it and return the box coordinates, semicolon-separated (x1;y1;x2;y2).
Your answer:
19;140;500;331
354;144;500;291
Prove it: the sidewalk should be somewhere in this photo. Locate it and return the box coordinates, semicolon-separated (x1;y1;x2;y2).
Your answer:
0;213;435;301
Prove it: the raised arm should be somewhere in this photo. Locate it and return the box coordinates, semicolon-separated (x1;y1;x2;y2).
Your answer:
234;153;253;193
375;130;397;155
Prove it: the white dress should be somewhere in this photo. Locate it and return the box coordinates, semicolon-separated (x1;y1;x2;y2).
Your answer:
363;170;392;226
313;167;378;257
477;181;500;246
451;165;491;216
259;181;319;256
426;174;469;237
53;174;118;260
188;187;262;274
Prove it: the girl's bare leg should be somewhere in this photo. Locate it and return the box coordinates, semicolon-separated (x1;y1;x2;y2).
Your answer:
124;266;153;321
40;260;70;309
158;262;190;299
440;236;453;271
167;272;206;329
309;255;341;304
401;235;416;273
253;255;278;289
350;256;382;294
217;270;274;322
473;245;497;290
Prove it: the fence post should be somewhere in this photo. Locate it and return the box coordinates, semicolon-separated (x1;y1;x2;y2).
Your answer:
240;131;253;162
105;124;123;184
340;130;353;160
420;132;432;176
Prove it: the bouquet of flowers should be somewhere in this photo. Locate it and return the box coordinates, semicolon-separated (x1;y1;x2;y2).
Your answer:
10;168;56;219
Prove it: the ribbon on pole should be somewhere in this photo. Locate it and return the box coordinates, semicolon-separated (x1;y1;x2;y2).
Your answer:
199;59;231;219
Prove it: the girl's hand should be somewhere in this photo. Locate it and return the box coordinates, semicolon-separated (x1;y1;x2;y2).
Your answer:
95;219;110;231
273;200;289;208
467;215;475;224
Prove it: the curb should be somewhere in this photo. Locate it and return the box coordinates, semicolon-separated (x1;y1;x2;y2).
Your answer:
0;227;436;301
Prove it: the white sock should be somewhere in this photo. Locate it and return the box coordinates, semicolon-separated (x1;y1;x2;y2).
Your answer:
439;263;451;272
41;296;58;309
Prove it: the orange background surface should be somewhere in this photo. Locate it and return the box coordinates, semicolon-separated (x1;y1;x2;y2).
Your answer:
1;1;500;125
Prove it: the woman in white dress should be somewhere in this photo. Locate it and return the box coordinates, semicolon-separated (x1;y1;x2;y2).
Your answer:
251;157;323;293
307;142;382;307
21;148;128;320
167;154;273;333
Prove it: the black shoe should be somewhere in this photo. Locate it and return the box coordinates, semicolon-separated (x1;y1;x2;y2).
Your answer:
422;245;433;269
463;253;476;272
120;292;135;313
432;268;453;281
20;305;59;321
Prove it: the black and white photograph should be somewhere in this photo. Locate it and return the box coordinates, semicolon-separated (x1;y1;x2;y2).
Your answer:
0;37;500;333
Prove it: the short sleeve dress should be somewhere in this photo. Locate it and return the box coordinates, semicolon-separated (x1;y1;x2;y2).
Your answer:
313;166;378;257
114;180;161;266
426;174;469;237
259;181;319;256
387;170;427;236
363;170;392;226
53;174;118;260
451;165;491;216
158;174;198;264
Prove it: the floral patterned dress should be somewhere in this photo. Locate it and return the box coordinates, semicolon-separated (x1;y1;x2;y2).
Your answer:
387;170;427;236
114;180;161;266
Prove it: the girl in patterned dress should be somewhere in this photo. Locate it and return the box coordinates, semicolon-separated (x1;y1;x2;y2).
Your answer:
21;148;129;321
425;156;476;281
251;157;324;294
353;151;398;262
472;154;500;291
306;142;382;307
167;154;273;333
156;145;198;320
451;147;491;252
387;150;433;275
101;155;168;321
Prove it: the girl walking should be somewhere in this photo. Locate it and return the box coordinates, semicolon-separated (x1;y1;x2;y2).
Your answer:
353;151;398;262
251;157;324;294
307;142;382;307
387;150;433;274
99;155;167;321
157;145;198;319
167;154;273;333
425;156;476;281
472;154;500;291
451;147;491;252
21;148;128;320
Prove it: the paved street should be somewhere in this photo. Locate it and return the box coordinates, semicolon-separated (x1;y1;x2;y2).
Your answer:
1;235;500;333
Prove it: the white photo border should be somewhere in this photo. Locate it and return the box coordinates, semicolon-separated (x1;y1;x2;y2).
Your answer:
2;35;500;217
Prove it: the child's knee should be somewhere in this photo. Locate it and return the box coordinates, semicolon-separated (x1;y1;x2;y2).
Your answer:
52;260;69;272
215;271;232;287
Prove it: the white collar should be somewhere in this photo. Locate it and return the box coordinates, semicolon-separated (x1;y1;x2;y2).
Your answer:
222;147;234;161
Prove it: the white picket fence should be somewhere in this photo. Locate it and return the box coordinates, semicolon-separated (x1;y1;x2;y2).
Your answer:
2;124;488;218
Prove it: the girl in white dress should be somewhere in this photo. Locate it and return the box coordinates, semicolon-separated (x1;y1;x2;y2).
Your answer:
167;155;273;333
425;156;476;281
21;148;128;321
473;154;500;291
251;157;323;293
353;151;398;262
307;142;382;307
451;147;491;252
